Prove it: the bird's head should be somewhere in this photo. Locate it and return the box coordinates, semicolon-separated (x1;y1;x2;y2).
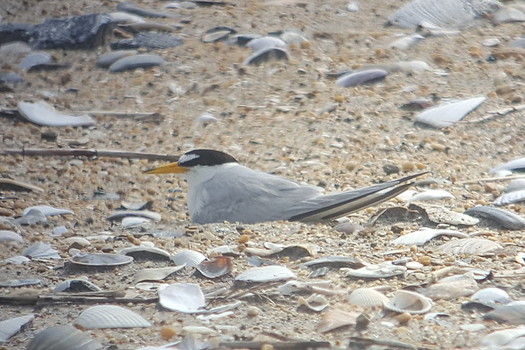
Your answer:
144;149;238;175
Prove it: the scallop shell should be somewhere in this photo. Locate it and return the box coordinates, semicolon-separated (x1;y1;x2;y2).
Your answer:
464;206;525;230
75;305;151;329
391;228;468;246
0;314;34;342
437;237;503;255
348;287;389;308
171;249;206;267
26;325;102;350
345;262;407;279
196;256;233;278
158;283;206;313
70;252;133;266
18;101;95;127
414;96;486;128
385;290;433;314
235;265;296;283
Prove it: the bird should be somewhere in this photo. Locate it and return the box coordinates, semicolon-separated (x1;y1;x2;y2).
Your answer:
144;149;425;224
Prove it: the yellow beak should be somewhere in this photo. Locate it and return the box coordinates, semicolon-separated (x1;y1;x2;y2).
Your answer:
144;162;189;174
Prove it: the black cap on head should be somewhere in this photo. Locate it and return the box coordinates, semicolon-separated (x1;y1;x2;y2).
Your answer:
179;149;238;167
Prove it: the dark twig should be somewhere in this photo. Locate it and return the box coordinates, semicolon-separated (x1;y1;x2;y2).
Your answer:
1;148;179;162
0;291;159;305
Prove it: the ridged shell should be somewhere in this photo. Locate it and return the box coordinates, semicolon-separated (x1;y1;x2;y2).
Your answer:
171;249;206;267
26;325;102;350
75;305;151;329
348;288;389;308
385;290;433;314
391;228;468;246
437;237;503;255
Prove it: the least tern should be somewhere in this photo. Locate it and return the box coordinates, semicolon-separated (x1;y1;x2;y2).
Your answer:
145;149;425;224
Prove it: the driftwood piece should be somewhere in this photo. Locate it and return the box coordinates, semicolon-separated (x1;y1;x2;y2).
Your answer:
0;291;158;305
1;148;179;161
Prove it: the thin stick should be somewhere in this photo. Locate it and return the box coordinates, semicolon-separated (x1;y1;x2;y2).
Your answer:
0;292;158;305
1;148;179;162
456;174;525;185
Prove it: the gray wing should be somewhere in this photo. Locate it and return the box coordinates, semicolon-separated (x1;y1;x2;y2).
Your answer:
191;165;323;224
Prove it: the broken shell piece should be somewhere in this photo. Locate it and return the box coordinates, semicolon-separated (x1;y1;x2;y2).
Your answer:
119;245;171;261
437;238;503;255
121;216;151;228
0;278;41;287
13;209;47;225
417;204;479;226
196;256;233;278
75;305;151;329
483;301;525;324
18;101;95;127
0;314;34;342
316;309;360;333
23;242;61;259
235;265;296;283
385;290;432;314
335;69;388;87
494;190;525;206
472;288;512;307
172;249;206;267
391;228;468;246
26;325;102;350
243;47;289;65
414;96;486;128
481;326;525;349
133;266;184;284
158;283;206;313
107;210;161;222
303;256;365;269
346;262;407;279
298;294;329;312
421;273;479;300
489;157;525;176
54;278;102;293
0;230;24;243
464;206;525;230
70;252;133;266
408;189;455;202
348;288;389;308
22;205;73;217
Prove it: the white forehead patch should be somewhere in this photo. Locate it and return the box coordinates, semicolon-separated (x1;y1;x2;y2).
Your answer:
179;153;200;164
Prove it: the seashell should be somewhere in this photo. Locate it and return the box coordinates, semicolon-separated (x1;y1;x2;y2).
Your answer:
277;280;344;296
0;314;34;342
0;178;44;192
391;228;468;246
298;294;329;312
345;262;407;279
133;266;184;284
13;209;47;225
235;265;296;283
505;179;525;193
416;204;479;226
26;325;102;350
193;112;218;127
243;47;289;65
390;34;425;50
116;1;179;19
54;278;102;293
19;51;52;70
492;6;525;24
347;2;359;12
348;287;389;308
414;96;486;128
108;11;146;23
0;278;41;287
494;190;525;206
472;288;512;307
109;53;166;72
70;252;133;266
247;36;287;52
120;200;152;211
408;189;455;202
303;256;365;269
172;249;206;267
107;210;161;222
335;69;388;87
75;305;151;329
23;242;61;259
196;256;233;278
388;0;501;29
280;31;308;46
316;309;360;333
52;226;68;236
267;244;313;260
22;205;73;217
158;283;206;313
96;50;137;68
385;290;432;314
482;37;501;47
420;273;479;300
464;206;525;230
18;101;95;127
481;326;525;349
517;252;525;265
0;230;24;243
3;255;31;264
483;301;525;324
121;216;151;227
201;26;236;43
437;237;502;255
489;157;525;176
119;245;171;261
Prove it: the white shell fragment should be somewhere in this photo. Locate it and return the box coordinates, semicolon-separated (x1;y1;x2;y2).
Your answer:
18;101;95;127
391;228;468;246
235;265;296;283
75;305;151;329
388;0;501;29
196;256;233;278
109;54;166;73
171;249;206;267
408;189;455;202
494;190;525;206
414;96;486;128
316;309;360;333
298;294;329;312
70;252;133;266
481;326;525;350
158;283;206;313
464;206;525;230
348;287;389;308
346;262;407;279
0;230;24;243
0;314;34;342
385;290;433;314
472;288;512;307
23;242;61;259
489;157;525;176
484;301;525;324
13;209;47;225
133;266;184;284
243;47;289;65
246;36;287;52
54;278;102;293
421;273;479;300
437;238;503;255
107;210;161;222
420;204;480;226
26;325;102;350
23;205;74;217
335;69;388;87
119;245;171;260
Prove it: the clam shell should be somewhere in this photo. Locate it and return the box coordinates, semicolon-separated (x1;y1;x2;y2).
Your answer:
243;47;289;65
18;101;95;127
437;237;502;255
235;265;296;283
96;50;137;68
26;325;102;350
0;314;34;342
464;206;525;230
303;256;365;269
109;54;165;72
75;305;151;329
133;266;184;284
13;209;47;225
316;309;360;333
70;252;133;266
335;69;388;87
0;278;40;287
119;246;171;261
385;290;432;314
158;283;206;313
391;228;468;246
506;179;525;193
246;36;287;52
348;287;389;308
345;262;407;279
196;256;233;278
421;273;479;300
172;249;206;267
107;210;161;222
121;216;151;227
417;204;479;226
414;96;486;128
